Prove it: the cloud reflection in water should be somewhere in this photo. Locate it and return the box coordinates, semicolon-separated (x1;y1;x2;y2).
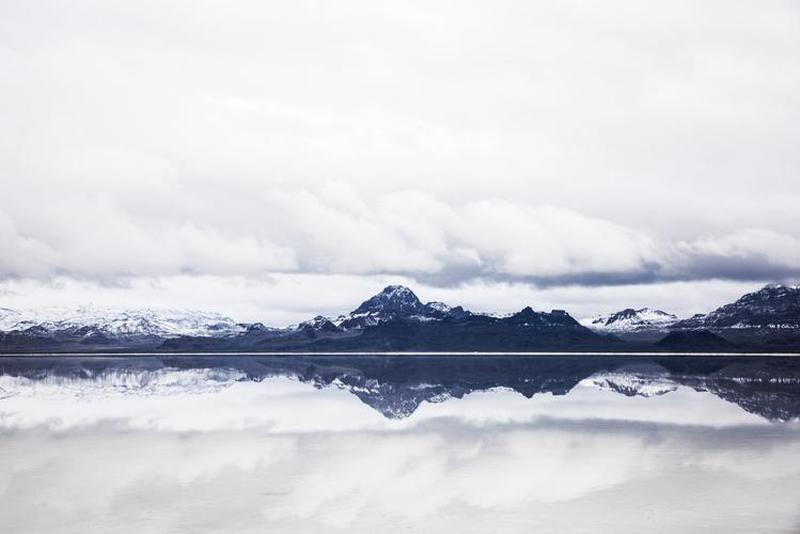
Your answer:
0;365;799;533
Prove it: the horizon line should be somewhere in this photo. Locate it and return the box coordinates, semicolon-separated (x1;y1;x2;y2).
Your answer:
1;351;798;357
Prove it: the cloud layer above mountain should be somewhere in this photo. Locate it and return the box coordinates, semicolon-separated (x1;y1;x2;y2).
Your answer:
1;0;799;310
2;187;799;287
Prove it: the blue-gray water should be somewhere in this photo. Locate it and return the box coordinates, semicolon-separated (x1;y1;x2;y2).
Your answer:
1;355;799;533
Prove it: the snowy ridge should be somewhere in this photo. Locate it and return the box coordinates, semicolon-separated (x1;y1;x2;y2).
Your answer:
425;301;452;314
0;306;245;338
672;284;800;329
479;311;515;319
582;307;677;332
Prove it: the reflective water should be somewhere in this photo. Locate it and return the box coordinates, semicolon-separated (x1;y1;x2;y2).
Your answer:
1;355;799;533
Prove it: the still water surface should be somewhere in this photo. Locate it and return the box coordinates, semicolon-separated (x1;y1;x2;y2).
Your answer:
0;355;799;533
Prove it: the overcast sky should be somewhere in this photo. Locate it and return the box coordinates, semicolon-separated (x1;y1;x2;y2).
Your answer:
1;0;799;324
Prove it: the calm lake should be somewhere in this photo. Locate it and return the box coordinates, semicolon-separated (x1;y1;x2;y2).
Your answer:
1;354;799;533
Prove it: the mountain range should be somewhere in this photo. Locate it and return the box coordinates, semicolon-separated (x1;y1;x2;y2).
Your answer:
1;283;799;352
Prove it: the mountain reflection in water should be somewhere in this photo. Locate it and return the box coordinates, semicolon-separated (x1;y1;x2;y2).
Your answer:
0;355;799;533
1;354;799;421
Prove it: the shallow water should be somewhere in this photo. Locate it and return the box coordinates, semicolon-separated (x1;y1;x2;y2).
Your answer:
1;355;799;533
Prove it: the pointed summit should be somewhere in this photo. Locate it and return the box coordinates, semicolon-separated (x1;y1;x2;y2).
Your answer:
352;285;425;316
513;306;538;319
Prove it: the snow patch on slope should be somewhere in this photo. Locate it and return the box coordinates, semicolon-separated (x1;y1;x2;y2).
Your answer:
582;307;677;332
0;306;245;338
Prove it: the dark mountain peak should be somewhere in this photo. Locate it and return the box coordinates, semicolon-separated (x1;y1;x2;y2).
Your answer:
505;306;581;328
352;285;425;315
545;309;581;326
672;283;800;330
512;306;539;320
300;315;339;332
761;282;795;291
744;283;800;300
746;283;795;299
599;308;638;325
447;305;468;318
764;283;786;289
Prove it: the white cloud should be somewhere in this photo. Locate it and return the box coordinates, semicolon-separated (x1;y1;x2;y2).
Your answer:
681;229;800;269
2;187;799;290
1;0;799;310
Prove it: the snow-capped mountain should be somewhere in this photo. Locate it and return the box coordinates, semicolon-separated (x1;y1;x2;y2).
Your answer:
324;285;462;330
352;285;426;316
672;284;800;329
300;285;579;333
582;307;677;332
0;306;245;339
